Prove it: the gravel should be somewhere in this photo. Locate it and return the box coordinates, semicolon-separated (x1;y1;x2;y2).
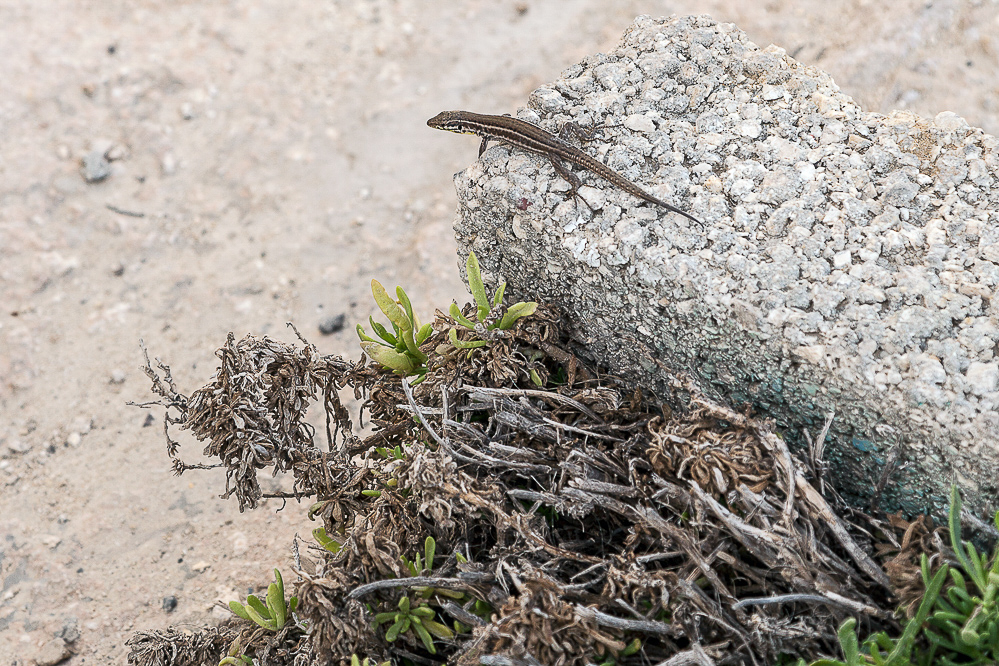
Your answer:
453;15;999;516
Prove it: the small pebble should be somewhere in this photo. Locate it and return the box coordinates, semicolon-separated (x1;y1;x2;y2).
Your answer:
318;313;346;335
110;369;127;384
105;144;127;161
59;617;80;644
40;535;61;549
6;439;31;454
32;638;70;666
80;151;111;183
162;596;178;612
161;152;177;176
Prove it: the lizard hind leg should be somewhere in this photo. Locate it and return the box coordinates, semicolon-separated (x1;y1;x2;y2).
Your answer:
549;154;595;212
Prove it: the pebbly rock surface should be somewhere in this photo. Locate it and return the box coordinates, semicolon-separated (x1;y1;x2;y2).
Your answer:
452;14;999;516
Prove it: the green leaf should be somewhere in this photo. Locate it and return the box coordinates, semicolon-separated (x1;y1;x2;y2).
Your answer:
621;638;641;657
422;618;455;639
289;596;298;613
492;282;506;307
466;252;490;321
396;286;416;324
360;342;415;374
371;280;409;330
398;595;411;613
361;489;381;498
474;599;492;618
434;588;465;599
243;600;277;631
246;594;271;620
886;563;949;664
267;570;286;628
369;317;398;346
836;618;860;665
424;537;436;573
356;324;383;345
307;501;327;520
448;328;487;349
449;302;476;328
416;322;434;345
497;301;537;330
410;606;435;619
313;527;342;553
351;656;361;666
949;485;987;591
411;617;436;654
229;601;251;621
373;611;397;625
267;583;286;629
385;616;407;642
529;369;543;387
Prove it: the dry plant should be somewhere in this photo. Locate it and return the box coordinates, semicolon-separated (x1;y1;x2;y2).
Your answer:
127;300;949;666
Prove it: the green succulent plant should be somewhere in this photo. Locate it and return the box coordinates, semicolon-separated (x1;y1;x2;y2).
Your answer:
228;568;299;631
790;485;999;666
217;637;253;666
447;251;537;350
372;593;454;655
357;279;433;382
921;485;999;661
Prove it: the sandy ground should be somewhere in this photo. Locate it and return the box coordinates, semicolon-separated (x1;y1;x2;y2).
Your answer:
1;0;997;663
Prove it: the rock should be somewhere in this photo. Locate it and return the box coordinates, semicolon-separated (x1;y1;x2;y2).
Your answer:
110;368;127;384
966;362;999;396
80;150;111;183
40;535;61;549
161;152;177;176
162;595;178;612
318;313;347;335
58;617;80;644
6;439;32;455
32;637;70;665
452;15;999;517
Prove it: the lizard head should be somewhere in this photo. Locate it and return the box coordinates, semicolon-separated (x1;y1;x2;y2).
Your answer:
427;111;475;135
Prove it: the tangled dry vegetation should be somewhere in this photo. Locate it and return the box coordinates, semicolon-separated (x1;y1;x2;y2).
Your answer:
127;303;954;666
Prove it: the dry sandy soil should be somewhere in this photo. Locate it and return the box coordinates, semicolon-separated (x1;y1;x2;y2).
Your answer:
1;0;997;663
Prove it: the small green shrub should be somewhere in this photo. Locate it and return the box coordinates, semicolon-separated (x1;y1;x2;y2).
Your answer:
357;280;433;382
447;251;537;350
228;568;299;631
796;485;998;666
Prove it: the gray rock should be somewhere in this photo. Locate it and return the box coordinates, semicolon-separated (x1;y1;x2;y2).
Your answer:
80;150;111;183
318;313;347;335
451;15;999;517
32;638;70;666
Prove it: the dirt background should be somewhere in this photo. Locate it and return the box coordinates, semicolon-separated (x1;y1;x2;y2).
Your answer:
1;0;997;663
